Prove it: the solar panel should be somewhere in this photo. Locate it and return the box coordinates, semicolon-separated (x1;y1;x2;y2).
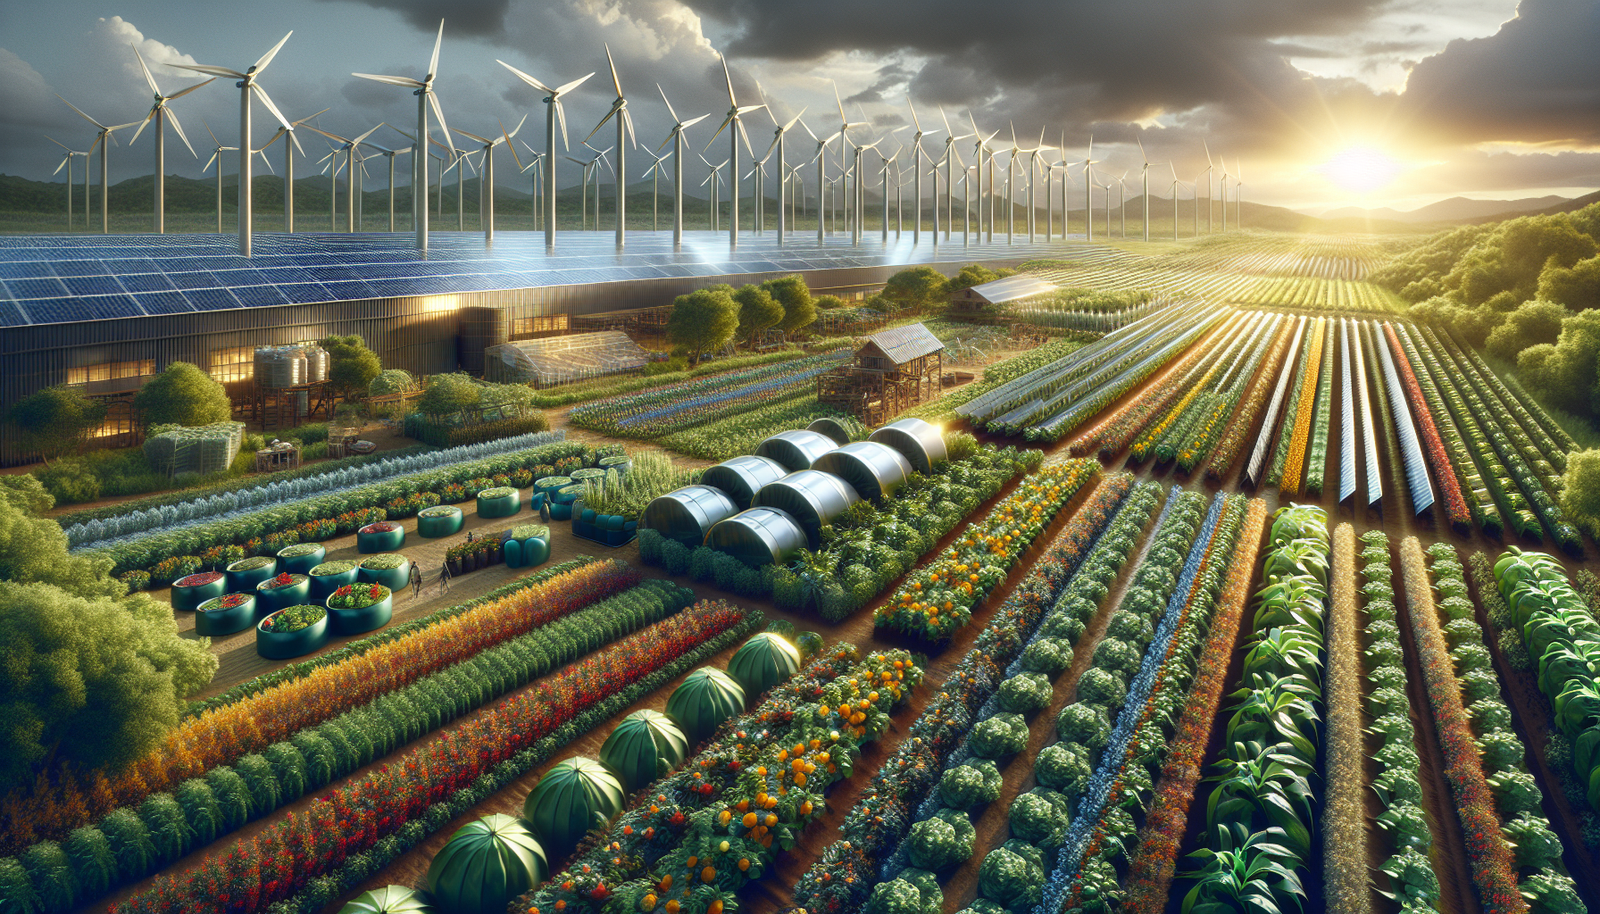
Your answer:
167;271;220;289
0;301;27;326
51;259;111;277
5;277;70;300
135;290;194;315
118;272;178;293
182;287;243;310
0;260;56;280
61;275;127;297
278;282;335;304
232;285;289;307
320;279;376;300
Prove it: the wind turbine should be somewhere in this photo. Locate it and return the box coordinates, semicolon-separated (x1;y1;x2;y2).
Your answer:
905;98;931;243
849;129;901;244
653;85;709;246
1099;174;1114;238
56;96;140;233
705;56;762;246
1003;123;1024;242
1218;155;1230;232
939;108;971;240
1169;163;1186;241
360;134;414;232
303;123;384;231
641;147;670;231
353;20;451;250
565;144;612;231
801;120;842;244
317;143;346;230
700;155;728;232
453;115;526;242
1116;171;1129;237
1137;136;1151;242
1080;136;1100;241
257;109;325;233
968;114;998;243
827;83;865;239
200;120;238;233
47;138;88;230
1234;159;1244;230
1047;132;1069;239
171;31;294;256
127;45;212;233
583;44;636;247
519;142;545;229
432;136;475;230
744;143;777;234
758;96;805;242
877;143;898;243
497;59;592;248
1199;142;1215;234
1021;127;1052;241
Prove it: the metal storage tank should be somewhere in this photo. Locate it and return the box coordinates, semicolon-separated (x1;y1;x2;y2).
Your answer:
641;485;738;546
812;440;912;503
701;455;788;509
706;507;809;567
303;346;330;383
754;429;839;472
870;417;949;475
750;470;859;548
808;416;856;446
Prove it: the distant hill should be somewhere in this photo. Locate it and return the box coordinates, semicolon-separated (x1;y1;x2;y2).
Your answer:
1320;195;1571;224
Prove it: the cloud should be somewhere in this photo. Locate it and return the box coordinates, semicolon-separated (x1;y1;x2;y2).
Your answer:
0;47;65;134
310;0;512;36
1401;0;1600;145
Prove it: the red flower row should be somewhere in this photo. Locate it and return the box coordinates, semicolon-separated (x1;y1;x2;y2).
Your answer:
112;600;751;914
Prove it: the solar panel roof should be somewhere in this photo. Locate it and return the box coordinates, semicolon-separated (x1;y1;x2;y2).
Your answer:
0;230;1110;328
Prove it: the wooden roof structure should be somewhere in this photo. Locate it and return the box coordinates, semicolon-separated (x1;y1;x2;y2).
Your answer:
861;323;945;366
953;275;1058;306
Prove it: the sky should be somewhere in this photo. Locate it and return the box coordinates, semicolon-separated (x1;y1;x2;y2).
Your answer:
0;0;1596;214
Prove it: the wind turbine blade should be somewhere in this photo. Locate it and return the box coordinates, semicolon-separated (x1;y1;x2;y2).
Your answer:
302;125;348;144
782;107;806;132
289;126;306;157
353;72;425;88
354;123;384;145
260;150;275;175
168;110;199;157
555;98;570;150
203;118;219;147
799;119;818;142
503;121;523;170
1204;139;1213;167
722;56;738;106
131;44;162;95
583;108;616;145
738;119;755;159
831;80;845;124
506;113;526;139
253;31;293;73
167;78;214;100
656;83;679;123
54;155;70;175
428;92;451;152
252;85;293;130
57;95;107;130
203;151;218;173
604;43;623;98
497;61;552;94
1137;135;1146;163
762;131;781;159
171;63;246;79
428;19;444;79
623;108;637;148
555;72;595;96
129;113;153;146
703;114;734;153
454;126;493;144
823;130;842;146
907;97;923;133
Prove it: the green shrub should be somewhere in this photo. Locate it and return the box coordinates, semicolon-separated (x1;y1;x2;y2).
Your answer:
1018;638;1071;677
1075;668;1127;713
98;808;155;880
174;779;224;846
977;840;1045;911
34;460;101;505
61;827;116;899
1057;704;1110;751
995;673;1053;716
1009;788;1071;849
969;713;1029;760
1034;743;1092;796
137;793;190;866
906;808;976;871
18;840;74;912
939;759;1002;810
233;753;280;813
689;546;716;582
204;767;253;830
0;856;37;914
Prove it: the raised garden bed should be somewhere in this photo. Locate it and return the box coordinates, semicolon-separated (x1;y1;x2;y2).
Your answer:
275;542;327;574
255;604;329;659
359;553;411;590
255;572;311;613
326;583;394;635
357;521;406;553
418;505;465;538
194;592;257;636
477;486;521;519
505;524;551;568
308;560;360;600
172;571;227;611
572;501;638;548
225;555;277;592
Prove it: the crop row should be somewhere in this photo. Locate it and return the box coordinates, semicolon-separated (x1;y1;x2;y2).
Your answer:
655;395;852;462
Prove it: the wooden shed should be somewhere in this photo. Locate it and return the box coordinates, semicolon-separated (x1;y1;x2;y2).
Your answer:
818;323;945;426
949;275;1058;315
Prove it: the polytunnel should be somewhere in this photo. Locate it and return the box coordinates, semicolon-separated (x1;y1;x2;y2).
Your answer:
641;486;739;546
665;667;747;743
808;416;857;446
700;455;789;509
750;469;860;548
811;440;913;503
705;507;810;567
754;429;839;472
870;417;949;475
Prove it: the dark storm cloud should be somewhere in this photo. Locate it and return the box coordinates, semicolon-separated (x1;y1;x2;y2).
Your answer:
311;0;512;35
1401;0;1600;145
844;63;912;106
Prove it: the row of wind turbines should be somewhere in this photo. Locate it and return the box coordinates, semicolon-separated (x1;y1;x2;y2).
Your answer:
44;23;1247;257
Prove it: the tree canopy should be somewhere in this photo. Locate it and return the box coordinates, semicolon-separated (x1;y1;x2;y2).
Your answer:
321;334;382;399
764;275;817;333
1561;449;1600;538
133;362;232;428
667;288;739;365
733;284;784;348
6;386;106;464
882;266;950;309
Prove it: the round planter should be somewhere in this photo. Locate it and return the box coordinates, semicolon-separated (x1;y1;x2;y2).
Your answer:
570;468;606;487
359;561;411;591
194;594;257;636
535;476;572;495
226;558;278;593
276;545;326;575
524;537;550;565
255;608;329;660
477;489;521;519
256;575;312;613
599;456;631;475
553;485;583;506
172;575;228;612
504;539;524;568
327;591;394;636
549;501;573;521
309;565;360;600
357;525;407;554
418;507;465;538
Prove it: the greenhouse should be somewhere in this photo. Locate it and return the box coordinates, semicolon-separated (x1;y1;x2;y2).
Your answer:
424;813;547;914
700;455;789;509
754;429;839;472
522;757;625;855
641;485;740;546
811;440;913;503
599;710;688;792
482;331;650;387
705;507;810;566
869;417;949;474
750;469;860;548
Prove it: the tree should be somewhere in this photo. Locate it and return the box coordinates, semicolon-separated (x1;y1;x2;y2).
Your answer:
7;386;106;464
815;295;846;310
733;284;784;348
882;266;949;310
667;288;739;365
1561;449;1600;537
764;275;817;334
0;475;54;516
133;362;232;428
1485;300;1568;361
1539;254;1600;312
0;580;217;790
0;490;125;601
946;263;1000;294
415;373;482;418
320;334;382;399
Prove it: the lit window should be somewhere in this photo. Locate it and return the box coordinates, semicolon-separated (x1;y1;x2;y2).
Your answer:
208;347;255;384
512;314;569;336
67;360;155;386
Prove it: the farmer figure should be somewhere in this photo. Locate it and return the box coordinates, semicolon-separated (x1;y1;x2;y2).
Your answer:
440;560;451;593
411;561;421;598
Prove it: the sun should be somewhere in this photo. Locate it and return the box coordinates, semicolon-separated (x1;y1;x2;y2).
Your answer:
1323;146;1402;194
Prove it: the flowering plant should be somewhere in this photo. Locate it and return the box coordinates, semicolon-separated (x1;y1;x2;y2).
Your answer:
258;573;306;591
175;572;224;588
328;584;390;609
258;604;325;633
198;593;253;612
360;521;400;533
119;569;152;592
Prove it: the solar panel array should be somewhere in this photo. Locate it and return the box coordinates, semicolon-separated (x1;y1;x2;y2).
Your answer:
0;232;1110;329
